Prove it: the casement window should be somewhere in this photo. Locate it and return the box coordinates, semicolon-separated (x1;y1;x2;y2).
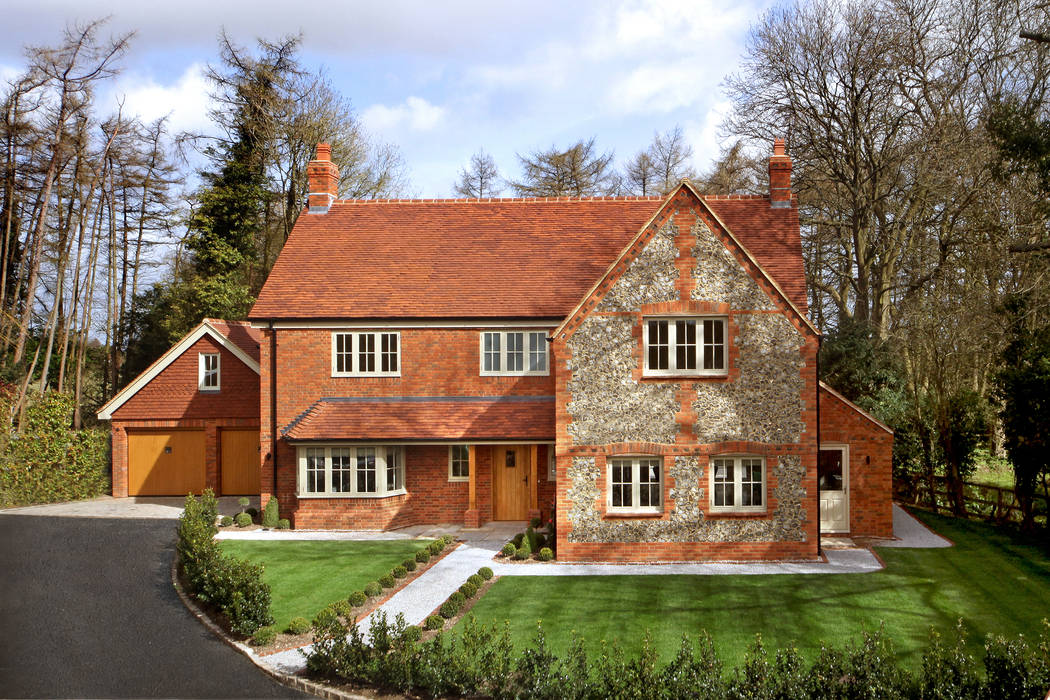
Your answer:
198;353;220;391
332;332;401;377
607;456;662;514
480;330;549;376
548;449;556;481
710;456;766;513
449;444;470;482
643;317;727;376
298;445;406;497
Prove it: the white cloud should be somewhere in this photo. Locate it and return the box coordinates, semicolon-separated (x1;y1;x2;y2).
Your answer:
361;96;446;134
0;64;22;85
110;63;214;136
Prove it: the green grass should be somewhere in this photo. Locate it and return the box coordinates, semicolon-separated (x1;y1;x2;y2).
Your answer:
456;511;1050;669
220;539;432;630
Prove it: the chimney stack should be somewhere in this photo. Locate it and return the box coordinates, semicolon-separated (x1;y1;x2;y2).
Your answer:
768;138;792;208
307;143;339;214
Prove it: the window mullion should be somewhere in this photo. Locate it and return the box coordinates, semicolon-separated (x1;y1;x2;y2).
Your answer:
668;322;677;372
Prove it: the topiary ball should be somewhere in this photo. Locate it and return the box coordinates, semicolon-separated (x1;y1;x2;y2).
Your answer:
379;574;395;588
426;614;444;630
415;549;431;563
478;567;494;581
220;515;234;527
333;600;353;618
501;542;517;557
467;574;483;587
428;541;444;556
538;547;554;561
287;616;311;635
364;581;382;597
277;518;290;530
250;625;277;646
403;558;417;572
439;601;458;619
234;512;252;527
403;625;422;642
392;565;407;579
348;590;367;607
459;581;478;598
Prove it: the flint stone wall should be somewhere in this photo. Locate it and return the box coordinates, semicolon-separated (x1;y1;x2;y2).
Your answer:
691;219;776;310
597;219;679;312
694;314;805;444
566;315;679;445
566;455;806;543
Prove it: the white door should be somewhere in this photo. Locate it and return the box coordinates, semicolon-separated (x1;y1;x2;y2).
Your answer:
819;445;849;533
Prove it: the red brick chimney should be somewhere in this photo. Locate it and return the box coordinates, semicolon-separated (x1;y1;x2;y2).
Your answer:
307;143;339;213
769;138;792;208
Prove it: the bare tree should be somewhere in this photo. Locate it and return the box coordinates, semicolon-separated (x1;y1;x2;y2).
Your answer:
696;140;761;195
510;138;618;197
623;126;696;195
454;150;502;198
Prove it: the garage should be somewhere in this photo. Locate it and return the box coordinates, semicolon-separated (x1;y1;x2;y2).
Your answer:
127;430;206;496
220;429;261;495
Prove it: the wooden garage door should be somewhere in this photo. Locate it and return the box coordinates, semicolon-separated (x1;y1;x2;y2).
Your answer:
128;431;206;496
220;429;261;495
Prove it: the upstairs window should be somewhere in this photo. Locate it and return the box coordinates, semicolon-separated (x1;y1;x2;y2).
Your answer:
480;330;549;376
332;332;401;377
710;456;765;513
643;317;726;376
607;456;662;514
198;353;220;391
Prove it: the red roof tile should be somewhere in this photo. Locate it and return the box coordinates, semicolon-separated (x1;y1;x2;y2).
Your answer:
250;194;807;320
282;396;555;442
205;319;263;364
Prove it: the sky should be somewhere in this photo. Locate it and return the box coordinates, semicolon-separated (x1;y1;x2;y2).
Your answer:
0;0;773;197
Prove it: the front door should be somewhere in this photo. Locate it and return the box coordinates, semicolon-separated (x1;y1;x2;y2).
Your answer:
493;446;530;520
819;445;850;533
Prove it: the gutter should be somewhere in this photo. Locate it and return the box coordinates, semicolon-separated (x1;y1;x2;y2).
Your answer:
270;320;278;498
815;333;822;557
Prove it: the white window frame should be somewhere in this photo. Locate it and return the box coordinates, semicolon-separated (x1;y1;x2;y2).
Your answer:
643;316;728;377
547;448;556;481
479;330;549;376
297;445;406;498
606;456;663;515
198;353;220;391
448;444;470;482
709;455;766;513
331;332;401;377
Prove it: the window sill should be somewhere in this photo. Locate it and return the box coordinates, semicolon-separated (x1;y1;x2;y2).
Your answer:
640;373;728;380
330;373;402;378
298;490;408;499
448;476;469;483
604;509;664;518
198;388;221;393
707;508;768;517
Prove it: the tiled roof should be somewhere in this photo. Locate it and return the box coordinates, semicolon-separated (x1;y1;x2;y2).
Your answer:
205;318;263;364
282;396;556;441
250;193;807;320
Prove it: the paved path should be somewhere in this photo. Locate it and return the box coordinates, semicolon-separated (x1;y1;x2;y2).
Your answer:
4;494;259;520
0;506;306;698
878;504;953;548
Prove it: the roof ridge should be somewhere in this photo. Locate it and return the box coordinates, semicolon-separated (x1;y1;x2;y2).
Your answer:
331;195;667;205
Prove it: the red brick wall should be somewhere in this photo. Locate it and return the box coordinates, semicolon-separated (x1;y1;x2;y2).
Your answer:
261;326;557;526
819;387;894;538
553;191;822;562
108;335;260;497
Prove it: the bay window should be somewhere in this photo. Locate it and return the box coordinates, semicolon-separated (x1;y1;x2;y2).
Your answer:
298;445;406;497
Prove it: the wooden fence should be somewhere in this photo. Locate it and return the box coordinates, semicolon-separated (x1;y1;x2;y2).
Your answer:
900;475;1049;526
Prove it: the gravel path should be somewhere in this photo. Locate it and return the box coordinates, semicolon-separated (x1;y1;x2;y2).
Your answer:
877;504;953;548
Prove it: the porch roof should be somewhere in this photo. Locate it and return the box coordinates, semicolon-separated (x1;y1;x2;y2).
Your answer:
281;395;555;442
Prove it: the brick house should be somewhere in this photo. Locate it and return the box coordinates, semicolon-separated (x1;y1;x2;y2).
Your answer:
235;141;893;562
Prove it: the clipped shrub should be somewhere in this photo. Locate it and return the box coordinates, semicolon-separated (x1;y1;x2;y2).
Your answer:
415;548;431;563
403;558;417;572
250;625;277;646
501;542;517;557
525;527;540;552
238;496;250;510
538;547;554;561
403;624;422;643
515;534;532;560
530;516;541;528
512;533;524;548
460;581;478;598
439;600;459;619
425;614;444;630
478;566;493;580
442;534;455;546
332;600;353;619
277;518;290;530
287;616;311;635
220;515;233;527
428;540;444;556
379;573;396;588
392;565;408;579
262;497;279;528
364;581;382;597
449;591;465;607
312;605;339;631
348;590;367;607
467;574;483;587
234;512;252;528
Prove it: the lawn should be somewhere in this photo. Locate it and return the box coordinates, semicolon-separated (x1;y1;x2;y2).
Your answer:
220;539;433;630
456;510;1050;669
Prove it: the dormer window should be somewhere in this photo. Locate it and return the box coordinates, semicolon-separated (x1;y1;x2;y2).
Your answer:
198;353;220;391
643;317;727;377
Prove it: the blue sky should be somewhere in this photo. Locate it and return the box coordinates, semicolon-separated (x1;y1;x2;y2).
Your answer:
1;0;772;197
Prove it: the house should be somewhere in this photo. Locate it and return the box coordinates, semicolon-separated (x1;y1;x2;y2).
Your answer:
99;140;893;562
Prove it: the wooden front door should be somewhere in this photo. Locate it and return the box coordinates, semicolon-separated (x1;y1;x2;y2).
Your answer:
127;430;206;496
819;445;850;533
220;429;261;495
493;446;530;520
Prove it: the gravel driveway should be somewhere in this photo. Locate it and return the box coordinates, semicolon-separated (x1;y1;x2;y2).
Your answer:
0;505;307;698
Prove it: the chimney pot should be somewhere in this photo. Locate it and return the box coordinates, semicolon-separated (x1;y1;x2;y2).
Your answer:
768;138;792;208
307;142;339;214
